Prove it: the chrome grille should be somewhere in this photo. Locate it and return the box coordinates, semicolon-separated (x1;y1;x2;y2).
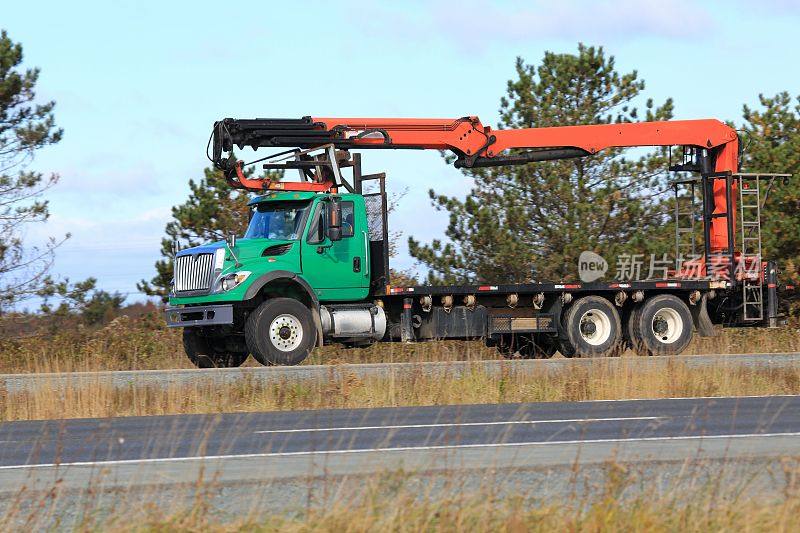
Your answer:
174;253;214;292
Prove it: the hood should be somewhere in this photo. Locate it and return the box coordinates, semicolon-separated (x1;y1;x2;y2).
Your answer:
176;238;298;265
176;241;225;257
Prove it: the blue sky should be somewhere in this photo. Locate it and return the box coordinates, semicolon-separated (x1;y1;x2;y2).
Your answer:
4;0;799;305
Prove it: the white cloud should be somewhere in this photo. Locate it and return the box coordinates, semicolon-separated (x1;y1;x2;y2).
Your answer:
53;156;165;196
24;208;168;253
356;0;714;52
21;207;171;300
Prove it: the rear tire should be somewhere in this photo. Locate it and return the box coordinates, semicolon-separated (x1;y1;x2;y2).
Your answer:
631;295;693;356
607;305;639;357
183;329;249;368
561;296;622;358
625;305;643;354
245;298;317;366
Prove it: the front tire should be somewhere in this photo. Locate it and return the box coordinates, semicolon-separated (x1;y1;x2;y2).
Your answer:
630;295;693;356
245;298;317;366
183;329;249;368
561;296;622;358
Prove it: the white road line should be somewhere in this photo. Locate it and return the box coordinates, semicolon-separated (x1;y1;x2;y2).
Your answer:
253;416;662;434
568;394;800;404
2;431;799;471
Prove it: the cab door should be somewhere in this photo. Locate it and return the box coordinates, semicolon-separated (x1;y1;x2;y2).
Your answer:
301;198;369;301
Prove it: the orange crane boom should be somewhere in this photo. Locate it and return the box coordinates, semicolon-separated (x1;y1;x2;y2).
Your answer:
212;116;740;253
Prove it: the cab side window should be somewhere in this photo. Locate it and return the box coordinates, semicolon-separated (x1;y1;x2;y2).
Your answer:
306;203;325;244
306;200;355;243
341;201;355;238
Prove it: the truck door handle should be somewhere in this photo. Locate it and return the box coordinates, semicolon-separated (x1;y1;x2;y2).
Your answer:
353;257;361;273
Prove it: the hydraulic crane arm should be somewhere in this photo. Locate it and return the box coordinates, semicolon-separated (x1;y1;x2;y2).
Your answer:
211;116;740;252
213;115;738;171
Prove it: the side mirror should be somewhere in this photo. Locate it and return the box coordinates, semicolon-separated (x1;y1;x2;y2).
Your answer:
327;197;342;242
227;232;237;248
327;226;342;242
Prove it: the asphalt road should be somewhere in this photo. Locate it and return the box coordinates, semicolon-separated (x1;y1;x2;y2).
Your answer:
0;395;798;492
1;352;799;392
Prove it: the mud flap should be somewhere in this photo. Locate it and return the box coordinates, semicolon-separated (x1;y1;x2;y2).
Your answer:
691;293;717;338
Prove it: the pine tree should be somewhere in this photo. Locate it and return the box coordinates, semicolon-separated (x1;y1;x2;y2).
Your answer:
408;45;675;284
0;30;64;311
39;277;126;326
740;92;800;285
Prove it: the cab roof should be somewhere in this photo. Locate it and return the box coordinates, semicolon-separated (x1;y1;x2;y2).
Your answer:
248;191;318;205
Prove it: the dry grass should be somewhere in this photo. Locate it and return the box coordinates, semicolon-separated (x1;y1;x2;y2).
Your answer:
0;314;185;374
180;471;800;533
2;312;800;421
3;359;799;421
0;313;799;375
3;317;800;529
0;314;505;374
8;458;800;531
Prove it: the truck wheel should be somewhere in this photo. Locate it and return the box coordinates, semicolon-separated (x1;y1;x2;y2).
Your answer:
558;339;576;357
624;305;643;354
631;295;692;356
607;306;639;357
561;296;622;357
245;298;317;366
182;329;249;368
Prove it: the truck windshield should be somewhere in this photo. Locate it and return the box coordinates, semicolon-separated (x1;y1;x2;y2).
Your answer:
244;201;311;240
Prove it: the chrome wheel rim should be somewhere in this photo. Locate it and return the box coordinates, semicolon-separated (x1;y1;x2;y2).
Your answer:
579;310;612;346
269;313;303;352
652;307;683;344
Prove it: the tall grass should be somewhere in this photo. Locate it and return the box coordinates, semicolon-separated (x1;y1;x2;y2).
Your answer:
3;359;799;421
5;457;800;531
1;313;799;375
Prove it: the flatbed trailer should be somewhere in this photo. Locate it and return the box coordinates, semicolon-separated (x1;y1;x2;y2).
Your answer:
164;117;791;367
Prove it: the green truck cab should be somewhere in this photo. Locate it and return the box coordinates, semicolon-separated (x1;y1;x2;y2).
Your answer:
166;189;384;367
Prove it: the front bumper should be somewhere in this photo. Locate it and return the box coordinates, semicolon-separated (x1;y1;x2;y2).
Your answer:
164;305;234;327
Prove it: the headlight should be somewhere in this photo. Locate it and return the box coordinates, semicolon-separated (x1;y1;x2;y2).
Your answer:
217;271;251;292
